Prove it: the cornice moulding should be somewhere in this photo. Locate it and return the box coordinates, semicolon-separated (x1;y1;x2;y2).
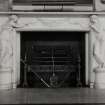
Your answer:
0;12;105;16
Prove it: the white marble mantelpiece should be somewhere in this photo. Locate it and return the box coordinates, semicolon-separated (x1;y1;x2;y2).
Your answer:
0;13;105;89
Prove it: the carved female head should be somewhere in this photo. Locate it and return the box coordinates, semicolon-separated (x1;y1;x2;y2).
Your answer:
90;15;99;24
9;15;18;23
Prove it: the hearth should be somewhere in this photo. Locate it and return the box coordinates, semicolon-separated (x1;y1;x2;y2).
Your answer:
19;31;85;88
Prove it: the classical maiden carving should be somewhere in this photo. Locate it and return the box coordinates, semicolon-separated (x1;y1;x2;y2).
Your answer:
0;15;19;69
0;15;30;70
90;15;105;69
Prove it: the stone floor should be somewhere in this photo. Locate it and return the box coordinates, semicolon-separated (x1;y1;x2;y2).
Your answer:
0;88;105;104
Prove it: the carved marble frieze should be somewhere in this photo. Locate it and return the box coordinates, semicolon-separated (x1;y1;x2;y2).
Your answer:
17;17;90;31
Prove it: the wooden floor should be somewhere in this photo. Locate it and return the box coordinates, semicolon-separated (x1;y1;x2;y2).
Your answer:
0;88;105;104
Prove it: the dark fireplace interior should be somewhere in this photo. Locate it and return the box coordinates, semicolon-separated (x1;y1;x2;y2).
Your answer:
19;31;85;88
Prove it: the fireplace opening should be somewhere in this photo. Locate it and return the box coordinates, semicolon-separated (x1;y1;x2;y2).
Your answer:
19;31;86;88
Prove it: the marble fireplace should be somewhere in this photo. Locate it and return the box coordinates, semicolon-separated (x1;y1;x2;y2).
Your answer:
0;13;105;89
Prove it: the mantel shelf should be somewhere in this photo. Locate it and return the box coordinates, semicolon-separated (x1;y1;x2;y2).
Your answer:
0;11;105;16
